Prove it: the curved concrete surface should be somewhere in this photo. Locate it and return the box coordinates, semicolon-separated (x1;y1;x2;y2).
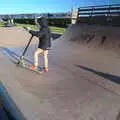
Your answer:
0;26;120;120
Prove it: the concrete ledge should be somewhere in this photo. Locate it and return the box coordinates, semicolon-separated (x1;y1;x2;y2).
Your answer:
0;82;26;120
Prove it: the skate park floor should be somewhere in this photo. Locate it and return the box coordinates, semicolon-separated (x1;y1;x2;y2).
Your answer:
0;26;120;120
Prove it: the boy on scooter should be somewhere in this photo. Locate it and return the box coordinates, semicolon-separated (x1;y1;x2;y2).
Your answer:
26;17;51;72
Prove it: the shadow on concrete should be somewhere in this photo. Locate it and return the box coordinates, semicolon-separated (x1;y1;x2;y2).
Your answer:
0;47;33;64
51;33;62;40
75;65;120;84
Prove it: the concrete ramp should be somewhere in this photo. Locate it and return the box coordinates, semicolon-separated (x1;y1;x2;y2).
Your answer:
0;26;120;120
62;24;120;50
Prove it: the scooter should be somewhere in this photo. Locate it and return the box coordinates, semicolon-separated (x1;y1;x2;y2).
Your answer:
17;35;33;65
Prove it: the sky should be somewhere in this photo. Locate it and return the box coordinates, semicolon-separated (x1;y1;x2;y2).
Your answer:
0;0;120;14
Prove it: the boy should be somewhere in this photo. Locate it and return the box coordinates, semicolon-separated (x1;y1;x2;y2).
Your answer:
27;17;51;72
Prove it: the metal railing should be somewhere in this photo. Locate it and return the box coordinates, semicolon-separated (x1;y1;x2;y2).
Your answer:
78;4;120;17
77;4;120;25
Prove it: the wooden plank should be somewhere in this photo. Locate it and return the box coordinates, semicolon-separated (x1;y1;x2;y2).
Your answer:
79;7;120;12
79;4;120;9
78;12;120;15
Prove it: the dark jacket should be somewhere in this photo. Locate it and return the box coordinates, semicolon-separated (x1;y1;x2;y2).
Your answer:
29;19;51;50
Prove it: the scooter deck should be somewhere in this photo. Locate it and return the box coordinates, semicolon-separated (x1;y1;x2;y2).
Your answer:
17;63;44;74
0;47;44;74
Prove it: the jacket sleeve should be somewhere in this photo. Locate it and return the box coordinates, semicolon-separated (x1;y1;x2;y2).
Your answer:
29;30;44;37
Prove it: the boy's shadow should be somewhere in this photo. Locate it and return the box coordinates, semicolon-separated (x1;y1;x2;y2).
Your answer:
75;65;120;84
51;33;62;40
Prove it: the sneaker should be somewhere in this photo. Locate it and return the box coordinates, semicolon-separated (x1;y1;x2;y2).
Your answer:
43;67;48;72
29;64;37;69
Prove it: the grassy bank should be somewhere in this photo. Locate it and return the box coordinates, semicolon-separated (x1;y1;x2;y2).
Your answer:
49;26;65;34
16;23;66;34
0;22;4;27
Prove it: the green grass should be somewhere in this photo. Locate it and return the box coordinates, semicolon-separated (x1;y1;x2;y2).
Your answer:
0;23;66;34
16;23;66;34
16;23;37;30
49;26;65;34
0;22;4;27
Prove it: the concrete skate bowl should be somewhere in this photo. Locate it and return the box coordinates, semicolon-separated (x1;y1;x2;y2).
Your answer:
1;24;120;51
0;27;63;68
61;24;120;52
0;27;39;47
0;25;120;120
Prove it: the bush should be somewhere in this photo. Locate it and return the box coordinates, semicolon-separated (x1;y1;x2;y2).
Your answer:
14;18;71;27
14;18;35;25
48;18;71;27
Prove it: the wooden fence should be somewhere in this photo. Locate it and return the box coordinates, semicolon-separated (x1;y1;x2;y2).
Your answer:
77;4;120;26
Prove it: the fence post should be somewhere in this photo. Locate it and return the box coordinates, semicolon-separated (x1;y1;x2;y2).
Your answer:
11;19;14;24
107;5;112;25
71;7;79;24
